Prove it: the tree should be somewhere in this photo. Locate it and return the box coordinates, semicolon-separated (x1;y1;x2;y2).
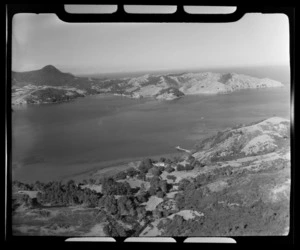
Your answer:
158;166;165;172
67;179;75;187
165;165;174;173
175;193;185;210
173;156;181;163
139;183;146;193
163;210;170;217
165;158;172;164
33;181;43;191
116;181;132;195
126;167;139;178
178;179;191;191
187;155;195;162
89;178;96;185
136;206;147;220
166;175;176;182
19;194;30;206
133;197;140;206
36;192;43;203
104;223;127;237
95;179;102;185
185;182;197;192
137;192;148;203
137;172;146;181
125;198;134;211
159;157;166;162
138;158;153;174
103;224;111;236
159;180;168;193
156;191;164;198
86;193;100;207
185;164;194;171
148;186;157;196
176;164;185;171
115;171;127;180
117;196;128;215
149;167;162;176
77;191;85;203
193;160;205;168
129;207;137;217
102;177;131;195
104;196;118;215
25;183;33;191
153;210;163;219
150;176;161;190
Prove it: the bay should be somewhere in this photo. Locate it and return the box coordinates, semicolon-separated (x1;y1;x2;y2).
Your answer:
12;86;290;183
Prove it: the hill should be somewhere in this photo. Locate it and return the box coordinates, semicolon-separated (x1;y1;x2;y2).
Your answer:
12;65;75;87
123;72;283;97
12;66;284;105
12;66;102;105
193;116;290;163
12;117;290;236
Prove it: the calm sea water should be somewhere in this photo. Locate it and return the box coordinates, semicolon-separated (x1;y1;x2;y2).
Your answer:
12;87;290;183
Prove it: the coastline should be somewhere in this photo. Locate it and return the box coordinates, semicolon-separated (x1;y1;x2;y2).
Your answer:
11;92;148;107
11;83;288;107
11;87;290;184
60;151;186;183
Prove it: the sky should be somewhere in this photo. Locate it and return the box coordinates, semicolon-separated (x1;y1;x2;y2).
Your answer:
12;12;289;75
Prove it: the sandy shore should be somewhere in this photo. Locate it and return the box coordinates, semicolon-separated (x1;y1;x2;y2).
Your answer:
60;151;185;183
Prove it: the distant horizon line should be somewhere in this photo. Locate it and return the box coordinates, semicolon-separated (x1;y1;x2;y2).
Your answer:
12;63;290;77
77;64;290;77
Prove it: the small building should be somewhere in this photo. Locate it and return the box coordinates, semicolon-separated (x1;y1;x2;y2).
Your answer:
153;162;165;167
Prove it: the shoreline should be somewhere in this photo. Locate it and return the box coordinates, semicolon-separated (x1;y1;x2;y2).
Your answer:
11;87;290;184
59;151;186;183
11;92;150;108
11;85;288;107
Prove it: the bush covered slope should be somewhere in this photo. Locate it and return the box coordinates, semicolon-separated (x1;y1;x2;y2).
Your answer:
12;117;290;236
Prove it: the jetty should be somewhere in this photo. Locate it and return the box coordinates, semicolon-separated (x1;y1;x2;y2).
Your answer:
175;146;192;154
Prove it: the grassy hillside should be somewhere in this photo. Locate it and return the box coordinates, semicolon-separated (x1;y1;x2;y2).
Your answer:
12;117;290;236
12;66;284;105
